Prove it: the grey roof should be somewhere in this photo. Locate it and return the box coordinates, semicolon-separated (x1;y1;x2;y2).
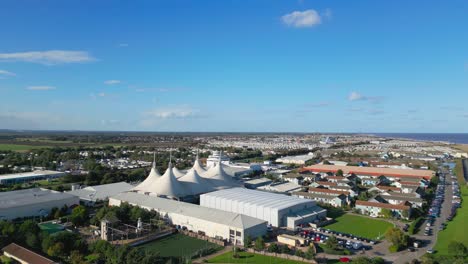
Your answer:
0;170;65;181
67;182;133;202
201;187;314;211
111;192;266;229
244;178;273;185
0;188;77;209
293;191;346;200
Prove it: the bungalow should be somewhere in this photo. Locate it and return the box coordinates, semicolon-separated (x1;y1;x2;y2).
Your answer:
355;200;411;219
325;176;347;183
327;185;359;197
293;192;348;208
281;173;304;185
309;181;338;188
362;177;381;186
369;185;403;194
377;195;424;208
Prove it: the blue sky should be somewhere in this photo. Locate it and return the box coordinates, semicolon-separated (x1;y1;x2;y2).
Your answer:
0;0;467;132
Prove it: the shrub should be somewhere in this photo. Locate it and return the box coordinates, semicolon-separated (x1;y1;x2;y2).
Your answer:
389;244;399;253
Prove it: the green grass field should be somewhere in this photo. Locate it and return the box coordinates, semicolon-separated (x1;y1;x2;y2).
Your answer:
434;186;468;255
137;233;220;258
0;143;51;152
325;214;393;240
208;251;308;264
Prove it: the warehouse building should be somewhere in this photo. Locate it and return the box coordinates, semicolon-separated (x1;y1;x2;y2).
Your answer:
109;192;267;245
0;170;67;185
0;188;79;220
67;182;134;206
200;188;326;229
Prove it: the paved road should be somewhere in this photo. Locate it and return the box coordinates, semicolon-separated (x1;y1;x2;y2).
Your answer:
394;168;453;264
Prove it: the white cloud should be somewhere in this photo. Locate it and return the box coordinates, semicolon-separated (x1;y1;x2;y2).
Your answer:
104;80;121;85
146;106;198;119
348;91;384;103
0;70;16;76
26;85;56;91
348;91;364;101
118;43;129;47
0;50;96;65
282;9;321;28
98;92;106;97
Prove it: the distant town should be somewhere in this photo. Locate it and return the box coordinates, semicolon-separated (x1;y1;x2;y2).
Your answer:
0;132;467;264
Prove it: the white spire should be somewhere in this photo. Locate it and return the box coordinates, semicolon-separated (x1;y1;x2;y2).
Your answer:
132;151;161;192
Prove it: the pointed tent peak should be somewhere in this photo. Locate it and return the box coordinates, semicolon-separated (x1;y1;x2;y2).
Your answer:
168;150;173;168
152;152;156;169
172;166;186;179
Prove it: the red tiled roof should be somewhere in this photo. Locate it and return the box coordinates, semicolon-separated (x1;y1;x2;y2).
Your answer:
302;165;434;179
309;187;350;195
399;181;420;186
356;200;410;210
315;181;338;186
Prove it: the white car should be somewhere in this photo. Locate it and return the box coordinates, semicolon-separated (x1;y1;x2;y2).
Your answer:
427;249;434;254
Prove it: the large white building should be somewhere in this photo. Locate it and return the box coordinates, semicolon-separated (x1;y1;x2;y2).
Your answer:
0;188;79;220
109;192;267;245
200;188;326;229
0;170;67;185
275;153;314;165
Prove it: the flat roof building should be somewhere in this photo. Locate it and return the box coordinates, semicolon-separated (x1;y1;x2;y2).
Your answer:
302;165;434;180
200;188;326;229
109;192;266;245
67;182;134;205
0;188;79;220
0;170;67;185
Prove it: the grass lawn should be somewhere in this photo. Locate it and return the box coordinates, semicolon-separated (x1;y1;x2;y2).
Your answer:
325;214;393;240
137;233;220;258
434;186;468;255
0;143;51;152
207;251;309;264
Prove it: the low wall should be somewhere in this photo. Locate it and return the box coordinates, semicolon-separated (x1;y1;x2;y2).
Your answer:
245;248;317;264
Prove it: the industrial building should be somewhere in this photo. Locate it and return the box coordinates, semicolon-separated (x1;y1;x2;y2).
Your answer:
200;188;326;229
0;188;79;220
2;243;57;264
109;192;267;245
0;170;67;185
67;181;134;205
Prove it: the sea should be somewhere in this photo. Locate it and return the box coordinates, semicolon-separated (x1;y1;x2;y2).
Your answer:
370;133;468;144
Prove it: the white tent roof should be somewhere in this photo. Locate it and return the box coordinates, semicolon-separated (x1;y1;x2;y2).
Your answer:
204;160;240;188
179;168;216;195
172;166;186;179
132;154;161;192
192;153;207;175
146;164;187;198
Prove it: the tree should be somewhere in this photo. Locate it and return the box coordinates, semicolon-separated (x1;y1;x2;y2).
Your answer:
305;246;315;260
267;243;279;253
448;241;467;257
336;169;344;177
325;235;339;250
295;249;305;258
279;244;290;254
401;210;409;219
380;208;393;218
254;236;265;251
71;205;88;226
243;235;252;248
385;227;408;251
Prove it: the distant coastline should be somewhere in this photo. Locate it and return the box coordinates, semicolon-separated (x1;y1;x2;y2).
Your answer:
370;133;468;144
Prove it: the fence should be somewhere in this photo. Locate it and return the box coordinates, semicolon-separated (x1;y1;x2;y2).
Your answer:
245;248;317;263
179;230;226;246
